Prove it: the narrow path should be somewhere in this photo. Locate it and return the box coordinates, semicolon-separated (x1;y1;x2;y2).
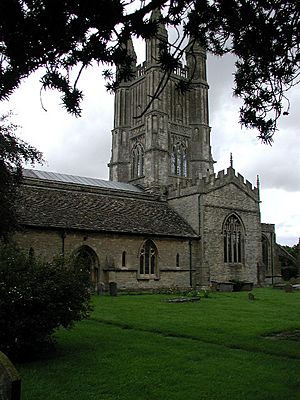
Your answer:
88;317;300;361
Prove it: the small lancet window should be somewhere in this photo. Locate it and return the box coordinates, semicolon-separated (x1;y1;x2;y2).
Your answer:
171;142;187;177
223;214;244;264
176;253;180;268
122;251;126;267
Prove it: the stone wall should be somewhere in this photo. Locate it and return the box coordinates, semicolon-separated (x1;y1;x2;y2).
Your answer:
167;170;262;286
14;228;198;291
200;183;261;284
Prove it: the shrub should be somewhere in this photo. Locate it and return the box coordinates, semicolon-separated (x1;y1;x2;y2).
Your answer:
0;244;92;360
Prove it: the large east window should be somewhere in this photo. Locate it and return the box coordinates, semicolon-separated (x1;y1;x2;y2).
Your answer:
171;142;187;177
139;240;158;278
223;214;244;264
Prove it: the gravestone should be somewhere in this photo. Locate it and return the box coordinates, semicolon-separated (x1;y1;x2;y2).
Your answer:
109;282;117;296
218;282;234;292
0;352;21;400
248;292;255;301
210;281;234;292
97;282;105;295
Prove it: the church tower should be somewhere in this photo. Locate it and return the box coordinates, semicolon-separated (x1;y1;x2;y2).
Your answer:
109;8;214;192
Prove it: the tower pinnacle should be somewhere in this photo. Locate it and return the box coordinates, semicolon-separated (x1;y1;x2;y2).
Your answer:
146;8;168;64
186;36;207;81
110;18;214;187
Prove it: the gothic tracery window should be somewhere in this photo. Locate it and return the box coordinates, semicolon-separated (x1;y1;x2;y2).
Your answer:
223;214;244;264
171;142;187;177
132;143;144;178
139;240;158;278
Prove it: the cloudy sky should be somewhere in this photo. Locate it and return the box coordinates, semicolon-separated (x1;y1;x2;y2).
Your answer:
0;39;299;247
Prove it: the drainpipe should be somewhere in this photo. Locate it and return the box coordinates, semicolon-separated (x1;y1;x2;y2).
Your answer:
198;194;206;284
270;232;274;285
189;240;193;287
61;230;66;258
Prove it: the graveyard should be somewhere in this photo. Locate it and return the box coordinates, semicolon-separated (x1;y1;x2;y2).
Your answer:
16;288;300;400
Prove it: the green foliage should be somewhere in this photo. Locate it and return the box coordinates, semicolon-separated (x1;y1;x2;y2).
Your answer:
281;265;298;281
280;244;299;280
282;244;298;259
185;1;299;143
0;244;92;360
0;112;42;240
0;1;298;141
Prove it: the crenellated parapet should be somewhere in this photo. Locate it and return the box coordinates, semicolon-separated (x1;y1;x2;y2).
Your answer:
135;61;188;80
168;166;259;201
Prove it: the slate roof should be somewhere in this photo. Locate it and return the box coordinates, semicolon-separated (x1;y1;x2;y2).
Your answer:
18;177;197;239
23;169;143;193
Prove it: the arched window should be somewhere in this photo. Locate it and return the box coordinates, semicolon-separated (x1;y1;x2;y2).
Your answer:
132;143;144;178
122;251;126;267
262;235;269;271
171;142;187;177
139;240;158;278
223;214;244;264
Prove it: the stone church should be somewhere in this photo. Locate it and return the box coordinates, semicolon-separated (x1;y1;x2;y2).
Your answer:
15;10;280;291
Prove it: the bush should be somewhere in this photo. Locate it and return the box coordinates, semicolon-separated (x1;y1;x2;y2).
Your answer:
281;265;298;281
0;244;92;360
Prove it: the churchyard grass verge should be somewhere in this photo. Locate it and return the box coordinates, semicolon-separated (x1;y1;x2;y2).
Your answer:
18;289;300;400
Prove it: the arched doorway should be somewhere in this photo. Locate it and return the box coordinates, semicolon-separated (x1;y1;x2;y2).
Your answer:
74;246;100;291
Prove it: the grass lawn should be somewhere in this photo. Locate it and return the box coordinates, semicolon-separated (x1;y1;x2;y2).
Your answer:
18;288;300;400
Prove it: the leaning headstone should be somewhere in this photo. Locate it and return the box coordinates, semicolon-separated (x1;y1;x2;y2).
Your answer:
109;281;117;296
0;351;21;400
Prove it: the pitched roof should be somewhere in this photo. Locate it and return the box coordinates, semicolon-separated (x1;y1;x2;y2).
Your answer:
23;169;143;193
17;176;197;239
